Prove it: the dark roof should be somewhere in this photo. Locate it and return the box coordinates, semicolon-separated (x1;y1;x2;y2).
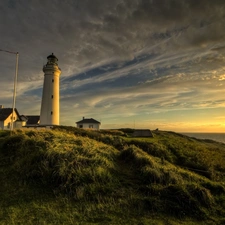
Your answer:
25;115;40;125
47;53;58;60
133;129;153;137
76;118;101;124
0;108;21;121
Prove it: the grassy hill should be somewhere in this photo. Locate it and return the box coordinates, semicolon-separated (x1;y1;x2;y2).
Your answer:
0;127;225;224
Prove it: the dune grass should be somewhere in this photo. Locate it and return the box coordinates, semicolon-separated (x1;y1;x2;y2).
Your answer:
0;127;225;224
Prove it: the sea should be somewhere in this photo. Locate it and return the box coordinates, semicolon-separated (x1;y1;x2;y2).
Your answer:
181;133;225;144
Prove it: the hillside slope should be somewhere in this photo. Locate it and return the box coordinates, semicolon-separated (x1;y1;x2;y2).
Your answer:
0;127;225;225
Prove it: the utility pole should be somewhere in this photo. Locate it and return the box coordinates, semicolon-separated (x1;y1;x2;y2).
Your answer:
0;49;19;131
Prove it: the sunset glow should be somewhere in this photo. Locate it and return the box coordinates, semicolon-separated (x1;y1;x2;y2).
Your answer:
1;0;225;132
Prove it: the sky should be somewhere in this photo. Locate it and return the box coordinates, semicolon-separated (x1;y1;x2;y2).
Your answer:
1;0;225;132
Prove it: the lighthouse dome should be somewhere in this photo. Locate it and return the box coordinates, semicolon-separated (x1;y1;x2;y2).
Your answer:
47;53;58;60
47;53;58;65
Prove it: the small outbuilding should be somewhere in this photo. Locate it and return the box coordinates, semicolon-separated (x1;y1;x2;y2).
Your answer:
133;129;153;137
76;117;101;130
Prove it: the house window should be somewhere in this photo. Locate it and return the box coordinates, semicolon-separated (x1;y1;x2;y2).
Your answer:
52;79;54;82
79;125;83;128
52;95;53;99
51;111;53;115
89;125;93;128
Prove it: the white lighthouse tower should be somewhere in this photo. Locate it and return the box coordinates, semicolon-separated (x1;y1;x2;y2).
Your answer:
40;53;61;126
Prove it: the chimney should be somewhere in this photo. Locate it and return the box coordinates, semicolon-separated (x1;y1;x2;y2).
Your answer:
0;105;3;109
83;116;85;120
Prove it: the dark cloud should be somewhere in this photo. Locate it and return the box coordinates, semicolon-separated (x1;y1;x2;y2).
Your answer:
1;0;225;130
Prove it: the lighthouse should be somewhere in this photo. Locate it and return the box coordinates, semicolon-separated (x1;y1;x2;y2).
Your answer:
40;53;61;125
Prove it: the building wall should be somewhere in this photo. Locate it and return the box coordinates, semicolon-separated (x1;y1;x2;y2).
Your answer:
15;121;26;128
77;123;100;130
23;126;53;130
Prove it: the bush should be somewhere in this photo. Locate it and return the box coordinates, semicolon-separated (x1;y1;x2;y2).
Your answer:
119;145;155;168
160;184;203;218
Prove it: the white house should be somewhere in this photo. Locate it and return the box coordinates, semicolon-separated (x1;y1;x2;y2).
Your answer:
0;105;25;130
76;117;101;130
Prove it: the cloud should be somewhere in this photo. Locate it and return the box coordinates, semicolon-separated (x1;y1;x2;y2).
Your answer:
1;0;225;131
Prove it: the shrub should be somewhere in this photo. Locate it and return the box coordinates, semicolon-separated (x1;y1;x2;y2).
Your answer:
1;134;27;156
160;184;202;218
119;145;155;168
187;184;214;207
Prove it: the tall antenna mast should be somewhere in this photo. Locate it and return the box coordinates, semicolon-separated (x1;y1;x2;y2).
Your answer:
11;52;19;131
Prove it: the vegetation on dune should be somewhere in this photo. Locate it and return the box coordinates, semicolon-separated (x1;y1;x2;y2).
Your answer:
0;127;225;224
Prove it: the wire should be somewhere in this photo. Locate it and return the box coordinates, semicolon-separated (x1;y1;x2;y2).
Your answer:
0;49;18;54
